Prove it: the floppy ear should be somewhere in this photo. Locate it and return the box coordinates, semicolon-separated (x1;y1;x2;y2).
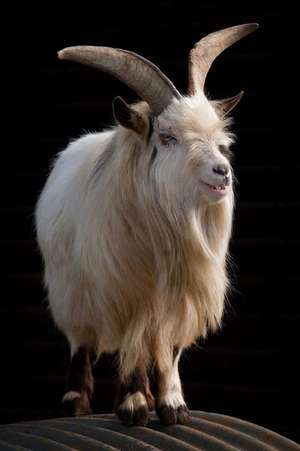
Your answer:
212;91;244;117
112;96;148;135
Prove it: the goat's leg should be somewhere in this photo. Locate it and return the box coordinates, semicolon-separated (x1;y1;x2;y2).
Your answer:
116;367;154;426
156;348;190;425
62;346;94;416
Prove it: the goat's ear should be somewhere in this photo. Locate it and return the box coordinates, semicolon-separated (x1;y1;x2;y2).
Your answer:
212;91;244;117
112;96;148;135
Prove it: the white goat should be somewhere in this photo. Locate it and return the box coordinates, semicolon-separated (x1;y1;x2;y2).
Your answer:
35;24;258;426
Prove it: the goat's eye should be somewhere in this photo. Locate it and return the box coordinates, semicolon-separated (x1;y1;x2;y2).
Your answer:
219;144;232;159
159;134;177;147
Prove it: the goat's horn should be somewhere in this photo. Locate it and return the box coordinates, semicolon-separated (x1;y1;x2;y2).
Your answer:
58;46;180;116
188;23;258;95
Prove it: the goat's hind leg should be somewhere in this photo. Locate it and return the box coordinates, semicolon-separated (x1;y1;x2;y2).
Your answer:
116;367;154;426
62;346;94;416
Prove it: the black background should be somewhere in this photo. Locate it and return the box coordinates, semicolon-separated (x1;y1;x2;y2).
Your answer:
2;1;299;444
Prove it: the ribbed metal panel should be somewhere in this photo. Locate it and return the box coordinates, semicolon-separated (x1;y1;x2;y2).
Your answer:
0;411;299;450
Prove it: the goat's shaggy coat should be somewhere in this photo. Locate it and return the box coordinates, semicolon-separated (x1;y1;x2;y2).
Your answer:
36;94;233;376
35;24;257;425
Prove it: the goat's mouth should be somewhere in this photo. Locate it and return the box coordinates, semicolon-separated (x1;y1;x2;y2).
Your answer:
205;182;226;191
200;180;230;197
202;181;228;192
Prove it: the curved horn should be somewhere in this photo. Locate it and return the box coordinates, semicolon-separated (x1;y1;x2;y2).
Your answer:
188;23;258;95
58;46;180;116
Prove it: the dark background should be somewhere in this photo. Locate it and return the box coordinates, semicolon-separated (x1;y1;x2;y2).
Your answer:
2;1;299;444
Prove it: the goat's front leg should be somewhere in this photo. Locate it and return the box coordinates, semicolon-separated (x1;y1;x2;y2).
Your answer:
62;346;94;416
156;348;190;425
116;367;154;426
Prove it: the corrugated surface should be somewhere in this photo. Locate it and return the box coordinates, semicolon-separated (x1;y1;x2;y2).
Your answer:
0;411;299;451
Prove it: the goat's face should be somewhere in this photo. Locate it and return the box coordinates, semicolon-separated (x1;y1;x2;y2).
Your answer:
59;23;257;209
150;93;234;206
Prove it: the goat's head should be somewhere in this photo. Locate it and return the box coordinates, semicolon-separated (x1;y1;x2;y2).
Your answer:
58;24;257;205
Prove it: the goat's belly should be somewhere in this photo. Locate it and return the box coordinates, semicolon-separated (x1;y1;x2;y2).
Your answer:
47;270;204;357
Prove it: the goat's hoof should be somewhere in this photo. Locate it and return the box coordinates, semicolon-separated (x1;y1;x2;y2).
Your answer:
62;390;93;416
116;391;149;426
177;405;190;424
117;405;149;426
156;403;190;425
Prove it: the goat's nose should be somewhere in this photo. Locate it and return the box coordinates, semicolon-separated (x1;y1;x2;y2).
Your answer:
213;164;230;177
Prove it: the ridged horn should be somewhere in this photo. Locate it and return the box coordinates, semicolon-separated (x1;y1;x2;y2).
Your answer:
188;23;258;94
58;46;180;116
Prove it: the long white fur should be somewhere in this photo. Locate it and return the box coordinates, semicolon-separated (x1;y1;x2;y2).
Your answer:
35;91;234;381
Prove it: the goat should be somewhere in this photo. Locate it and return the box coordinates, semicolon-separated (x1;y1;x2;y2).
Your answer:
35;24;258;426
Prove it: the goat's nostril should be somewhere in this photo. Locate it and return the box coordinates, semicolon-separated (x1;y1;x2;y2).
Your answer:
213;164;229;176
